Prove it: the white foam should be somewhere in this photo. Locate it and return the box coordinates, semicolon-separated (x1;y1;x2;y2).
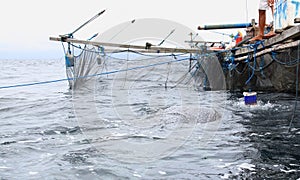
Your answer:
234;99;276;111
158;171;167;175
29;171;38;175
217;162;235;168
133;172;142;178
0;166;9;169
18;138;43;144
220;173;231;179
280;169;298;173
249;133;258;137
238;163;255;171
111;132;128;137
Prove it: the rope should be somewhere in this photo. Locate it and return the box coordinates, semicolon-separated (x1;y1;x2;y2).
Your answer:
259;55;266;78
70;43;190;61
164;62;171;89
1;38;228;90
3;37;296;90
289;42;300;132
210;31;233;38
170;62;198;88
0;57;193;90
0;78;69;90
245;41;262;85
271;51;300;67
234;63;248;74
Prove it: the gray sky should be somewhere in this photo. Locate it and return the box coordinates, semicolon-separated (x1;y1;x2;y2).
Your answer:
0;0;269;59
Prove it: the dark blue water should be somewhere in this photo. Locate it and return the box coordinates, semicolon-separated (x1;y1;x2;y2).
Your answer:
0;59;300;179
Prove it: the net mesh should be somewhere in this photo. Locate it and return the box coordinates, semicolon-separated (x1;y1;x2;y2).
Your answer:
66;45;105;89
64;43;225;92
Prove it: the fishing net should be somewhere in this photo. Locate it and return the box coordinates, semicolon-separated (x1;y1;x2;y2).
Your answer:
63;18;227;163
65;46;225;91
65;45;105;89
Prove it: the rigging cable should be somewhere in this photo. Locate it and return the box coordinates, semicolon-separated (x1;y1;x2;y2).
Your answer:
288;42;300;132
245;41;262;85
108;19;136;42
0;57;193;90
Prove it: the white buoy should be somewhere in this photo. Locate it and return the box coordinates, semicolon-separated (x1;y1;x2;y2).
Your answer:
96;55;102;65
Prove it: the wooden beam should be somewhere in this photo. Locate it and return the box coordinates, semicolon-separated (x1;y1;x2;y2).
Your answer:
49;37;203;54
235;40;300;61
235;24;300;57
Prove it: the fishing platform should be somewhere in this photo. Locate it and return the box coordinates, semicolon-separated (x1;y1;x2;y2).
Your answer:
234;24;300;61
196;25;300;93
49;0;300;93
193;0;300;92
222;23;300;93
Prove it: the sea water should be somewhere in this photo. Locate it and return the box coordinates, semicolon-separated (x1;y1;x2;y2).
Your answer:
0;59;300;179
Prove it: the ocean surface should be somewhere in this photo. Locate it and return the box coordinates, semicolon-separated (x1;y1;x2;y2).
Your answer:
0;59;300;179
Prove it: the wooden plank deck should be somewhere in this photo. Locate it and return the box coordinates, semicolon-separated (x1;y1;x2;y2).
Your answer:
234;24;300;58
235;40;300;61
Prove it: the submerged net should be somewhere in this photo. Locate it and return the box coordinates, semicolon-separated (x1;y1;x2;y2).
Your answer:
62;31;227;163
65;45;223;91
53;18;229;163
68;43;227;163
64;42;226;92
61;18;226;91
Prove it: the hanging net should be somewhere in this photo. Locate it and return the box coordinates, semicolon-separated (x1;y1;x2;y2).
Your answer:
60;18;227;163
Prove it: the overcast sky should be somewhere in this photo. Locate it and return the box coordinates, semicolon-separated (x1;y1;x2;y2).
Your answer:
0;0;274;59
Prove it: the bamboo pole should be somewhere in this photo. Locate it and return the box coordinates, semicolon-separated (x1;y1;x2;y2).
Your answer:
49;37;203;54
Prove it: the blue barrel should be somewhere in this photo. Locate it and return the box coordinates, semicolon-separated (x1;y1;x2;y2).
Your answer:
243;92;257;105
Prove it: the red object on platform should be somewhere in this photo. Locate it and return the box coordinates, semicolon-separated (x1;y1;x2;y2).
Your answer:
236;36;242;44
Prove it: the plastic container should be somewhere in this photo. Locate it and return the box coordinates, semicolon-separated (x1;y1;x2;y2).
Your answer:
243;92;257;105
65;53;74;67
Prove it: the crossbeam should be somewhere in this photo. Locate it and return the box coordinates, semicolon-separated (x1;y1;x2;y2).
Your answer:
49;37;203;54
